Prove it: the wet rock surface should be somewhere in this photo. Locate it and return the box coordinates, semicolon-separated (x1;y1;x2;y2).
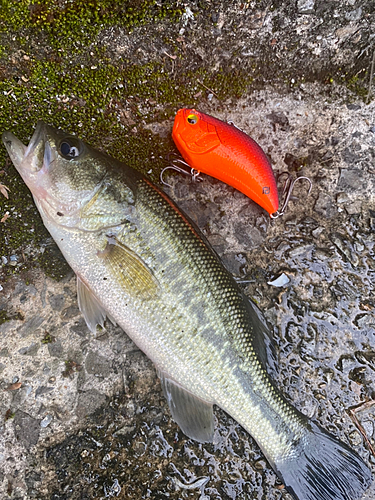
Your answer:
1;1;375;499
0;86;375;499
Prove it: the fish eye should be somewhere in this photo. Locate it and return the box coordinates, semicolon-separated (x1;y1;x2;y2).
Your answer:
187;114;198;125
59;138;82;159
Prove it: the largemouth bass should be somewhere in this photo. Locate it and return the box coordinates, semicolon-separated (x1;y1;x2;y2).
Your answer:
2;122;371;500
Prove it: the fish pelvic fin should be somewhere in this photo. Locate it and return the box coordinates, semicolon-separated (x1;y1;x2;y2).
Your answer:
275;420;372;500
77;276;107;332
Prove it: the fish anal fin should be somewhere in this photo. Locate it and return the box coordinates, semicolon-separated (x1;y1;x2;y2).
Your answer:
159;370;214;443
77;276;107;332
98;237;159;300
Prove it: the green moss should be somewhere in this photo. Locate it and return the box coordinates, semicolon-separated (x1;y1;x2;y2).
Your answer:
62;359;82;378
0;311;10;326
5;409;16;421
345;72;371;100
0;1;31;32
0;0;183;55
37;245;72;281
41;331;56;344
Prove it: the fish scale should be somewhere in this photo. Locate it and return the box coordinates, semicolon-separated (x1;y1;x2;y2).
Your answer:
3;122;371;500
133;180;307;454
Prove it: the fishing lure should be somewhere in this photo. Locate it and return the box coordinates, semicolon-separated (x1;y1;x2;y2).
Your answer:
171;108;279;216
168;108;311;218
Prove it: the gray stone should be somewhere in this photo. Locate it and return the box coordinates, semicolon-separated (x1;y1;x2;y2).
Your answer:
48;339;64;358
25;471;42;489
336;192;350;204
0;319;19;334
70;317;89;337
345;200;362;215
17;316;45;338
266;111;290;131
48;293;65;311
289;244;314;258
12;385;33;406
345;7;362;21
234;223;263;248
61;304;80;320
314;193;337;218
330;233;359;267
13;411;40;449
85;350;111;378
75;389;107;419
221;252;246;275
337;168;365;192
297;0;315;14
40;414;53;427
341;149;361;165
18;342;40;356
35;386;54;398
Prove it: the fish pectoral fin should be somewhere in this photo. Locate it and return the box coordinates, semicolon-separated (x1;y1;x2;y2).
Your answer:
98;237;159;300
77;276;107;332
159;371;214;443
106;312;117;327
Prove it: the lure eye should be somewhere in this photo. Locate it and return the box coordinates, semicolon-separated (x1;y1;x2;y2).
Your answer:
59;137;82;159
187;114;198;125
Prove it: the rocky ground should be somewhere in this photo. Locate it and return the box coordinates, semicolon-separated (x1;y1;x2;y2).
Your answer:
0;1;375;499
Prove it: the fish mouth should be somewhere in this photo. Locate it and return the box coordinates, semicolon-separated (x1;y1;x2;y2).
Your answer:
2;121;48;178
2;121;59;195
23;120;48;164
2;130;27;170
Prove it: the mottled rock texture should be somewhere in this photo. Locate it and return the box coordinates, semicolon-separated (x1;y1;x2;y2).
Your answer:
0;1;375;499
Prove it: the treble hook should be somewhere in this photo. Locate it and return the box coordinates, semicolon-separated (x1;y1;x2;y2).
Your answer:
270;173;312;219
160;158;201;188
227;120;245;132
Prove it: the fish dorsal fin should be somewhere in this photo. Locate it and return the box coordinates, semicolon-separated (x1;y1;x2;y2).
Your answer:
158;370;214;443
98;237;159;300
244;296;278;378
77;276;107;332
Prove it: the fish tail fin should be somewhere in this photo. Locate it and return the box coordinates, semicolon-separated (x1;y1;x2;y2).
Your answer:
275;421;372;500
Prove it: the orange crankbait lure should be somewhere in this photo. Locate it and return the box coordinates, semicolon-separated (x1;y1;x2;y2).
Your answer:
172;108;279;217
